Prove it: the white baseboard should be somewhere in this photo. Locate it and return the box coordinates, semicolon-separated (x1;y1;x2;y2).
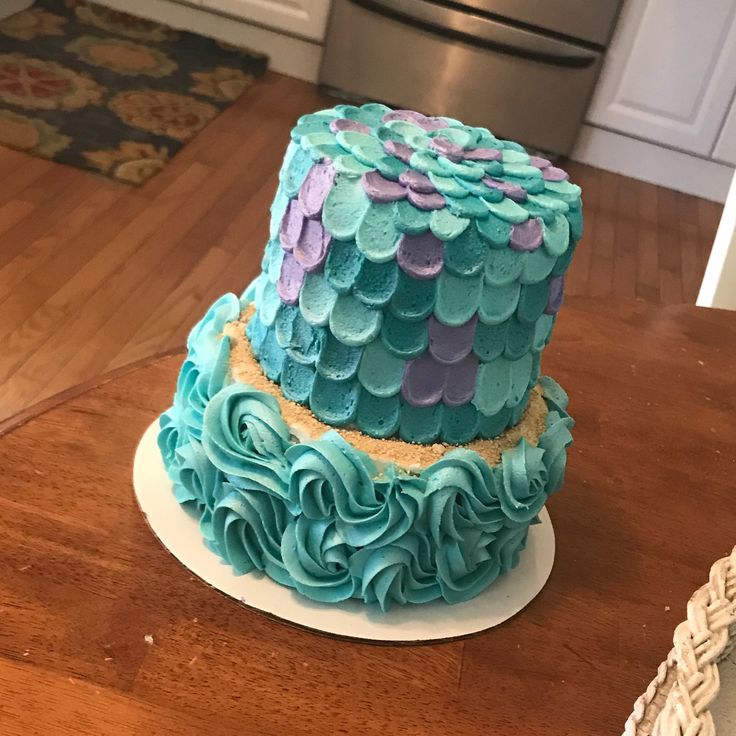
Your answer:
0;0;33;20
572;124;734;204
93;0;323;82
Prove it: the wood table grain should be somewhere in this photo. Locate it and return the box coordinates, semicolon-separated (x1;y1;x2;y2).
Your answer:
1;296;735;736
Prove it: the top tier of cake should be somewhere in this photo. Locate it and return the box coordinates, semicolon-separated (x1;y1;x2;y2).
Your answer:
245;103;582;445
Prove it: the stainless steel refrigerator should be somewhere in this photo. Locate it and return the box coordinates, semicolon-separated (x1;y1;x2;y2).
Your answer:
320;0;623;155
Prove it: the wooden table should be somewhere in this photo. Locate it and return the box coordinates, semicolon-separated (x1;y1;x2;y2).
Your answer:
1;296;735;736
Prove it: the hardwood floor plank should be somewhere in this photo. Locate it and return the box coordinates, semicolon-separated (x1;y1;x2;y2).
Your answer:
635;180;660;303
0;164;211;415
104;174;277;371
612;176;638;300
0;200;36;240
38;138;280;400
0;188;124;299
0;72;724;423
678;191;705;302
587;169;619;297
657;186;684;304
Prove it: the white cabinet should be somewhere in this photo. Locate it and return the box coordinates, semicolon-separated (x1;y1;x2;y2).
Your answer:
197;0;331;41
714;98;736;165
586;0;736;156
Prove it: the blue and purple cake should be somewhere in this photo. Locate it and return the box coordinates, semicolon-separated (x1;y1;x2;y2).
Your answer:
158;104;578;612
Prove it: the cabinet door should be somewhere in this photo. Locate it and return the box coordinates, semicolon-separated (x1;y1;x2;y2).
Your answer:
586;0;736;156
713;97;736;165
198;0;331;41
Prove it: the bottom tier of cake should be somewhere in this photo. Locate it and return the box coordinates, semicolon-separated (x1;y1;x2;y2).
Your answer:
157;295;574;612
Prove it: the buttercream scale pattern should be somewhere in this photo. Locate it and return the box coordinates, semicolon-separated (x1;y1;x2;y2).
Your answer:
245;103;582;444
158;294;575;611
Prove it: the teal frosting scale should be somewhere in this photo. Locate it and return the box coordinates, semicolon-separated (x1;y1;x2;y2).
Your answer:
158;297;575;611
244;103;583;444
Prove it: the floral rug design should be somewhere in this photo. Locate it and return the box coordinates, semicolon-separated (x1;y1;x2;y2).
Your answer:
0;0;267;184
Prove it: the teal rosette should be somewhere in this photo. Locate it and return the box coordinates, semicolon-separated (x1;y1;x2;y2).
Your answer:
202;383;293;498
538;377;574;495
434;527;500;604
422;449;507;603
158;296;234;473
348;531;440;611
281;516;356;602
174;337;230;442
286;432;425;547
211;481;294;586
539;410;574;495
158;406;183;470
170;438;224;541
186;293;240;369
423;449;507;540
490;524;529;572
499;439;548;524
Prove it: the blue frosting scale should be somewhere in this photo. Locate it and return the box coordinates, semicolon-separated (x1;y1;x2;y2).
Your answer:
245;103;582;444
159;299;575;611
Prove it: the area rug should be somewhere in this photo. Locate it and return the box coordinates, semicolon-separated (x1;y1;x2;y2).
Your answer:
0;0;267;184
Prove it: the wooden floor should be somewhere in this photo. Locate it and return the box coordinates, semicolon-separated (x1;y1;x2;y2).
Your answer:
0;73;724;424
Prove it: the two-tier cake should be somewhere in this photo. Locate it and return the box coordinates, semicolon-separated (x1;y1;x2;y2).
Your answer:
158;103;577;612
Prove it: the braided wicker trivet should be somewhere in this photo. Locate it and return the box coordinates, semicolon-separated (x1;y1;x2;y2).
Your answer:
623;546;736;736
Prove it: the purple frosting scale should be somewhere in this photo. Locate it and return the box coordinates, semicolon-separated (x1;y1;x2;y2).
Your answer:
428;315;477;365
277;251;305;305
542;166;569;182
400;350;479;408
443;354;479;407
545;275;565;314
294;219;331;272
528;155;551;169
362;170;407;203
383;140;414;163
279;199;305;252
399;170;435;194
484;177;528;203
298;162;335;219
429;137;464;162
330;118;371;135
382;110;446;131
396;231;444;279
407;189;446;211
464;147;502;162
401;353;447;407
509;217;543;252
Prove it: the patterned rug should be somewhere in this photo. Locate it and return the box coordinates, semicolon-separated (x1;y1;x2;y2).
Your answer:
0;0;267;184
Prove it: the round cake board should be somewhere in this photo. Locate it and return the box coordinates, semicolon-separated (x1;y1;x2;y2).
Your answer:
133;421;556;644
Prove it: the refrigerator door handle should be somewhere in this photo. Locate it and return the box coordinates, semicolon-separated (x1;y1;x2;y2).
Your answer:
350;0;599;68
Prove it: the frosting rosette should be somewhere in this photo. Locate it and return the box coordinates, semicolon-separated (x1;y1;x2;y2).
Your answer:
348;532;440;611
434;527;500;604
490;525;530;572
286;432;425;547
202;383;292;493
158;406;183;470
186;293;240;369
281;516;355;602
423;449;506;542
170;438;225;540
211;481;294;586
174;337;230;442
499;439;548;524
422;450;508;602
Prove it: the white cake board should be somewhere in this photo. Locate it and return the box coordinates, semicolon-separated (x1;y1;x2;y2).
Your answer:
133;421;555;643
